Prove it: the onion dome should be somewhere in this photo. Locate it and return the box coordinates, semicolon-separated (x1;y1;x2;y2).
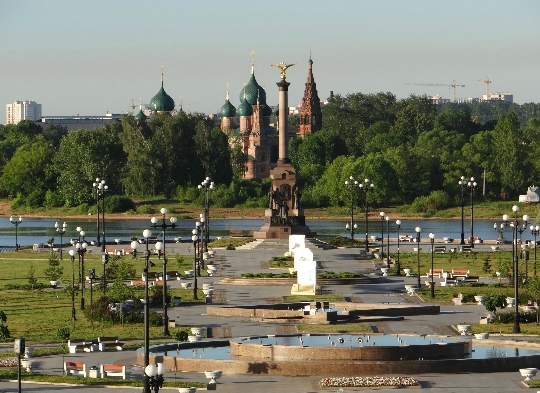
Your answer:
262;103;272;117
239;61;266;105
149;69;175;113
220;90;236;118
134;109;147;122
237;95;253;117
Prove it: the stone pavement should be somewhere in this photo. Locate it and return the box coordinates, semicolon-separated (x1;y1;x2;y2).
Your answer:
0;240;532;392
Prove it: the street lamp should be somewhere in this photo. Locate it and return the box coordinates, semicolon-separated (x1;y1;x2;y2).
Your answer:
344;176;360;240
503;206;528;334
380;212;385;259
10;216;22;252
359;179;375;252
55;221;67;260
130;229;154;393
386;215;390;265
92;178;108;251
198;177;214;250
150;208;177;337
144;363;165;393
395;220;402;276
191;230;199;300
68;249;77;323
75;231;88;310
102;253;108;296
88;268;95;327
530;224;540;276
415;226;421;288
429;233;435;298
467;177;477;248
458;176;466;245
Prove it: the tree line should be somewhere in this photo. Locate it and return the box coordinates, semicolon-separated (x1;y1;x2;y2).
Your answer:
0;93;539;212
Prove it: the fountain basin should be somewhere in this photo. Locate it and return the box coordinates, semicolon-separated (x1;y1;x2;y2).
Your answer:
520;367;537;381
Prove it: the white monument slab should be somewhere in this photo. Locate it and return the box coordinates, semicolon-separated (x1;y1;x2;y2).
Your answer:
289;235;305;256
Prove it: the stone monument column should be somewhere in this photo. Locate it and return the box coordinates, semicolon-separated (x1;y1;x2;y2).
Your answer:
277;79;290;164
253;61;315;240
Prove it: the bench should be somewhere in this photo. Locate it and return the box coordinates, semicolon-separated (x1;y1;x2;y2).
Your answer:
460;245;472;253
64;361;87;377
100;364;128;379
131;280;145;286
122;248;135;255
67;338;95;353
452;269;470;278
400;235;413;242
434;246;446;254
426;268;444;278
106;247;120;255
98;336;124;351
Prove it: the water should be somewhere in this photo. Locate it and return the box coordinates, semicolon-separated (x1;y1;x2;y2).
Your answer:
0;216;534;248
155;334;540;360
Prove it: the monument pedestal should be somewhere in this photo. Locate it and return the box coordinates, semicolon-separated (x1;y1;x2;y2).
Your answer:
290;284;321;296
254;163;315;239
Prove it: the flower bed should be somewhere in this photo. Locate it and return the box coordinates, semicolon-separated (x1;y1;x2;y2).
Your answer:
320;376;420;388
0;358;18;367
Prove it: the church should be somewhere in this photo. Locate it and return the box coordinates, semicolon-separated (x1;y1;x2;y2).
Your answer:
219;56;322;180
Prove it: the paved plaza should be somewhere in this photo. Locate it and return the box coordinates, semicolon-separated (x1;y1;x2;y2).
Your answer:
0;240;534;392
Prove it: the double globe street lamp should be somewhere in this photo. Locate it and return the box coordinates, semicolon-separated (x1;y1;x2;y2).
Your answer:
55;221;67;260
198;177;214;250
150;208;177;336
415;227;422;289
395;220;402;276
92;178;108;252
359;179;375;252
468;177;477;248
379;212;386;259
344;176;360;240
10;216;22;252
429;233;435;298
74;228;88;310
531;224;540;277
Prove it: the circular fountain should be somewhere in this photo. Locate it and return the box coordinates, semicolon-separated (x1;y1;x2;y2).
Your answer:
140;334;540;376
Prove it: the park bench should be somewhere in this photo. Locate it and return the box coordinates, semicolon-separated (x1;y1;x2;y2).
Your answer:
399;235;412;242
105;247;119;255
434;246;446;254
459;245;472;253
122;248;134;255
426;268;444;278
64;361;87;377
67;338;94;353
100;364;128;379
130;280;145;286
451;269;470;278
97;336;124;351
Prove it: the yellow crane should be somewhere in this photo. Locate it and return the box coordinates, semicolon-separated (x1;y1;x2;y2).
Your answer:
405;81;465;102
476;77;491;98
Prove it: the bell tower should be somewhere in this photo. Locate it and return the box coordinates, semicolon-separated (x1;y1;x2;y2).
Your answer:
298;55;322;138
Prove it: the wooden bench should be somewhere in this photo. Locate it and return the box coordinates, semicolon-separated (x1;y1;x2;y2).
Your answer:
98;336;124;351
452;269;470;278
67;338;94;353
122;248;134;255
105;247;119;255
64;361;87;377
100;364;128;379
131;280;145;286
426;268;444;278
460;245;472;253
434;246;446;254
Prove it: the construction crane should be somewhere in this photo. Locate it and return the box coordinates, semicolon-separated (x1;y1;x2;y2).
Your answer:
476;77;491;98
404;81;465;102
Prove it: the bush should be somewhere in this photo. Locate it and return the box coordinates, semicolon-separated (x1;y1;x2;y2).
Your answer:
136;204;154;214
149;311;163;327
75;203;91;214
410;190;450;213
57;326;70;342
44;190;63;207
104;195;136;213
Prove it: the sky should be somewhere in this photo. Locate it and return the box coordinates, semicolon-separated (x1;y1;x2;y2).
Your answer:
1;0;539;124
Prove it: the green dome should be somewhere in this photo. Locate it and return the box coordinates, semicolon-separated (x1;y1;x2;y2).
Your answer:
220;98;236;118
149;85;175;113
240;74;266;105
237;96;253;117
262;103;272;117
134;109;147;122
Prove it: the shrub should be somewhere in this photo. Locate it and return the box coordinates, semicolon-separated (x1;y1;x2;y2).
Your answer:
149;311;163;327
57;326;70;342
44;190;63;207
137;204;154;214
0;310;10;341
104;195;136;213
74;203;90;214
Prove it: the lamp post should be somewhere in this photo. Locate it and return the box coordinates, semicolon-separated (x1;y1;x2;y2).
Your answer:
415;226;421;288
198;177;214;250
88;268;95;327
55;221;67;260
130;229;153;393
92;178;108;251
386;215;390;265
379;212;385;259
150;208;177;336
530;224;540;276
191;231;199;300
429;233;435;298
359;179;375;252
458;176;466;245
503;206;528;334
468;177;477;248
75;230;88;310
10;216;22;252
344;176;359;240
144;363;165;393
68;249;76;323
199;214;207;270
395;220;402;276
102;253;108;296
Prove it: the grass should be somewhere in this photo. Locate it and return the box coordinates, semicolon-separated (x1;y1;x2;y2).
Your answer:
0;369;206;388
208;237;253;248
297;323;371;333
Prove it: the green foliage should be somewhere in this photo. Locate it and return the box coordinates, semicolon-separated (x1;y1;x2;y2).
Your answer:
136;204;154;214
483;293;507;313
43;251;63;281
0;310;10;341
410;190;451;213
149;311;163;327
104;195;136;213
107;278;135;303
171;329;189;342
56;326;70;342
27;263;38;290
482;256;492;273
322;236;363;248
43;190;63;207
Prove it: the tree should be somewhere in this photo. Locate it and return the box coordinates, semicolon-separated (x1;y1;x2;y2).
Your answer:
27;263;38;290
483;293;507;318
527;275;540;323
44;251;63;282
0;310;10;341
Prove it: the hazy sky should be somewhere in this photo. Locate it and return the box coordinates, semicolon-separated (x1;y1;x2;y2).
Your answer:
1;0;539;124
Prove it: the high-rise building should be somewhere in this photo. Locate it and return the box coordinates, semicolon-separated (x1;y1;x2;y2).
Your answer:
6;100;42;124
